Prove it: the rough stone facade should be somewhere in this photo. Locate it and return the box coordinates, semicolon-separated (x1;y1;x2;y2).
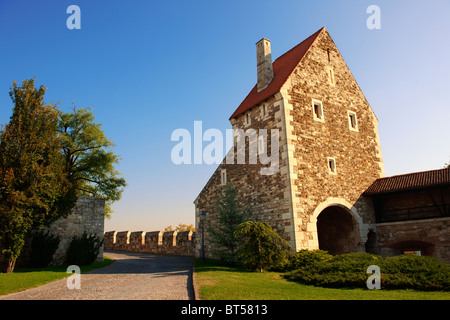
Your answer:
194;27;384;258
104;230;195;256
8;196;105;267
47;196;105;264
376;218;450;263
366;185;450;263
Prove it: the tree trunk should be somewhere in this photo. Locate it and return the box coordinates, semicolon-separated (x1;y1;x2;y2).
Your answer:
2;258;16;273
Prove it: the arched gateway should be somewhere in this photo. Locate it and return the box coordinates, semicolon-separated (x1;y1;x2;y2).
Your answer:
310;197;368;254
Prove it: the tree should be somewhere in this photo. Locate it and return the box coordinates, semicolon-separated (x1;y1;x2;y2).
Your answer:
165;223;195;232
57;107;126;217
235;221;291;272
207;183;248;264
0;79;70;273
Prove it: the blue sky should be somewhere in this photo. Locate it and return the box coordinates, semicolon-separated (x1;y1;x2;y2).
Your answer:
1;0;449;232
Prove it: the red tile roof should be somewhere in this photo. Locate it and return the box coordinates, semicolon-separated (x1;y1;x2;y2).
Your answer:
364;168;450;195
229;27;325;120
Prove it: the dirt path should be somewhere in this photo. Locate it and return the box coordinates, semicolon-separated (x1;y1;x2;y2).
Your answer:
0;251;194;300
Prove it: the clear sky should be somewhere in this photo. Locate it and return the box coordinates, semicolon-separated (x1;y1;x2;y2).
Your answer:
1;0;449;232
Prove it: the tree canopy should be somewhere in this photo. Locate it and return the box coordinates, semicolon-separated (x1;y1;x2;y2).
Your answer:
0;79;126;273
58;107;126;217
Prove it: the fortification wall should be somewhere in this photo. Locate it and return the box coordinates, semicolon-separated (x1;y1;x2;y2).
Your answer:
104;230;195;256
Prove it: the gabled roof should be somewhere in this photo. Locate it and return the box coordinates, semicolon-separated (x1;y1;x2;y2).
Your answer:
229;27;325;120
364;168;450;195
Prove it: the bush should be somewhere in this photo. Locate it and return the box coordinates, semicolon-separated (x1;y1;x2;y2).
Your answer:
29;231;61;268
286;253;450;291
287;249;333;271
381;255;450;291
65;232;103;266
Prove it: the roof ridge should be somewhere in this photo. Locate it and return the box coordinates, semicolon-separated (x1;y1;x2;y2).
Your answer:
276;27;325;91
274;27;325;64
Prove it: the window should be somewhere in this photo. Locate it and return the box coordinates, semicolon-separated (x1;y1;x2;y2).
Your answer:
347;111;358;131
245;113;251;126
258;135;266;154
326;66;335;85
312;99;324;122
220;169;227;185
262;104;266;117
327;157;337;174
327;48;331;62
328;68;335;85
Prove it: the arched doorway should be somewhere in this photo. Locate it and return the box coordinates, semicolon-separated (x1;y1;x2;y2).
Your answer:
316;206;359;255
391;240;434;257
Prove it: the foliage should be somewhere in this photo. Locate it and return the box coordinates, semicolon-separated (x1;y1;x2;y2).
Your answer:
235;221;291;272
165;223;195;232
194;258;450;300
29;231;61;268
286;252;450;291
206;183;248;264
381;254;450;291
65;232;103;266
0;79;71;273
58;107;127;217
286;249;333;270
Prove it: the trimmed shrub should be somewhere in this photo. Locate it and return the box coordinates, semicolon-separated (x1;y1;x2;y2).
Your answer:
287;249;333;270
286;253;450;291
29;231;61;268
65;232;103;266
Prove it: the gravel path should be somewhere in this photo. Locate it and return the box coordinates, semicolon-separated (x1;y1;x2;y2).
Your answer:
0;251;195;300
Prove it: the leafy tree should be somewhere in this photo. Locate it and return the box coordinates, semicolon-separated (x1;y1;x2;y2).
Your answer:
0;79;70;273
235;221;291;272
165;223;195;232
207;183;248;264
57;107;126;217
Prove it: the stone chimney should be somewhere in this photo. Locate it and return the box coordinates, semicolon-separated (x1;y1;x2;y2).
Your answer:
256;38;274;92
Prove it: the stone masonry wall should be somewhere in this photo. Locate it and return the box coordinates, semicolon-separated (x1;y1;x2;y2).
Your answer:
194;93;293;258
8;196;105;267
44;196;105;265
376;217;450;264
282;29;384;250
104;230;195;256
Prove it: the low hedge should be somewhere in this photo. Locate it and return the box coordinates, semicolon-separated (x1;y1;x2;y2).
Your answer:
285;251;450;291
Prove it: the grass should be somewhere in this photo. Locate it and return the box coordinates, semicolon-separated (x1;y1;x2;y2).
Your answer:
0;256;115;296
194;259;450;300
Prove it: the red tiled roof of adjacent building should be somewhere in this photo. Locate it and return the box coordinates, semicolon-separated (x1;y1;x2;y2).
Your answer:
364;168;450;195
229;27;325;120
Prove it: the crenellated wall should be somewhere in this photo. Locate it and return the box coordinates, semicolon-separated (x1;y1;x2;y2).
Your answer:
104;230;195;256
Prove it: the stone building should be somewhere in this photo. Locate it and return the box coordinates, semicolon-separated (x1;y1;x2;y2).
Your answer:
194;27;450;263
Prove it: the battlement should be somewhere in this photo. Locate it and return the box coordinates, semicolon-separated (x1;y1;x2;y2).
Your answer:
104;230;195;256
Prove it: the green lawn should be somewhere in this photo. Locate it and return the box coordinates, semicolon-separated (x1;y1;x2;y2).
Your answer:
194;259;450;300
0;256;114;296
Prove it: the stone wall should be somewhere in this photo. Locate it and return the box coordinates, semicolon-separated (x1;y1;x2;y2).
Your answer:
5;196;105;267
283;29;384;251
47;196;105;264
376;217;450;264
104;230;195;256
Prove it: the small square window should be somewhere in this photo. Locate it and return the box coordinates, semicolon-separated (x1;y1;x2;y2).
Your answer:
220;169;227;185
347;111;358;131
312;99;324;122
327;157;337;174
